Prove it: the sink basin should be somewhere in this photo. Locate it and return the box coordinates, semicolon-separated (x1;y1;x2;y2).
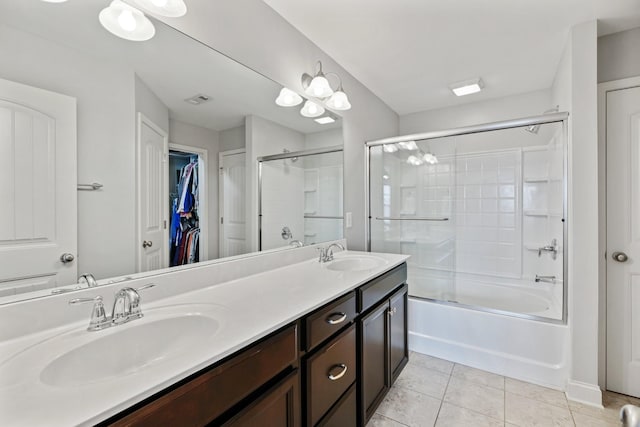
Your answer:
41;314;219;387
0;304;223;388
325;255;387;272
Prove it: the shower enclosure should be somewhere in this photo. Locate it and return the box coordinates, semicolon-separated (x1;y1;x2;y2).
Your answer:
367;113;567;322
259;146;344;250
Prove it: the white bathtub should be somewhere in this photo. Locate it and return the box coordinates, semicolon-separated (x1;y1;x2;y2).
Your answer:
408;270;570;390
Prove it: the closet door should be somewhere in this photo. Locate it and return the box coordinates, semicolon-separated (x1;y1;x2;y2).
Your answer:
0;77;77;294
137;113;169;272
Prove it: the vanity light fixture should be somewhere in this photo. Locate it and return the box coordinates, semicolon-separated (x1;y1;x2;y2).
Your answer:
314;116;335;125
99;0;156;41
131;0;187;18
407;154;424;166
383;144;398;153
422;151;439;164
300;100;325;118
397;140;418;151
301;61;352;111
275;87;303;107
450;77;484;97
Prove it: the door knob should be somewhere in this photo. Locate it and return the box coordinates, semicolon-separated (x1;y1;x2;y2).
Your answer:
612;251;629;262
142;240;153;249
60;253;75;264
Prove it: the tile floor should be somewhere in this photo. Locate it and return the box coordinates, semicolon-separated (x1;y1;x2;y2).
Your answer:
367;351;640;427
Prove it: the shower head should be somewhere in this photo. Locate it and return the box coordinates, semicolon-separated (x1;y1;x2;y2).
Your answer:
524;106;559;134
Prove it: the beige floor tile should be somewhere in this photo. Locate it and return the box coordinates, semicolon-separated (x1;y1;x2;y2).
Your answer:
506;392;573;427
569;400;620;424
409;351;454;375
444;376;504;420
396;362;451;399
435;402;503;427
452;363;505;390
367;413;410;427
377;386;441;427
505;377;568;409
572;411;619;427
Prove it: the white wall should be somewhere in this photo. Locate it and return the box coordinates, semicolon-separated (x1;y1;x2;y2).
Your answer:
551;20;601;406
304;127;343;150
0;23;137;282
219;125;245;152
598;26;640;83
168;119;220;260
245;115;306;251
155;0;400;251
135;75;169;133
400;89;553;134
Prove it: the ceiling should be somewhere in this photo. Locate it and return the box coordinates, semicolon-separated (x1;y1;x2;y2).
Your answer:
0;0;340;134
263;0;640;115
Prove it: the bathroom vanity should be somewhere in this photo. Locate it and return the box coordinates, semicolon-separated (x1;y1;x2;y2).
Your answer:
0;246;408;427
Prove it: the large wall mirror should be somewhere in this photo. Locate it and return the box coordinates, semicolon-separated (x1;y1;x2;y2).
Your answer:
0;0;344;304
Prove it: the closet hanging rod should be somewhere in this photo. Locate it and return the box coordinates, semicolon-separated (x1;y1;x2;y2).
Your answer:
304;215;344;220
373;216;449;221
77;183;103;191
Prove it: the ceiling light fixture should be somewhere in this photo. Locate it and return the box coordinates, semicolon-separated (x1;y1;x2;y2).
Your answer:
275;87;303;107
397;140;418;151
383;144;398;153
131;0;187;18
314;116;335;125
450;78;484;97
99;0;155;41
300;100;325;118
301;61;351;111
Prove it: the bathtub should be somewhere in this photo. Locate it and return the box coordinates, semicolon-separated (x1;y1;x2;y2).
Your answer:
408;270;570;389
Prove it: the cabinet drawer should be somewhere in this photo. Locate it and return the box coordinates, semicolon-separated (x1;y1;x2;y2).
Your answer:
304;292;356;351
306;325;356;426
316;383;356;427
358;263;406;313
108;325;298;427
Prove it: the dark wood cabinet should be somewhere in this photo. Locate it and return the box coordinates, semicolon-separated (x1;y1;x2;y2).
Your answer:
359;283;409;424
223;370;300;427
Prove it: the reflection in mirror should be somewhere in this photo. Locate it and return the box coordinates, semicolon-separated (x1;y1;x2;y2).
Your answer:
0;1;343;303
259;146;343;251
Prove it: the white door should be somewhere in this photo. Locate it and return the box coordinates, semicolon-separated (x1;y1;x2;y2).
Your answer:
137;113;168;272
219;150;246;257
0;77;77;295
607;84;640;398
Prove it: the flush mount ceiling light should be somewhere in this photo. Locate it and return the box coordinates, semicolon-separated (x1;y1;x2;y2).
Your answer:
450;78;484;97
131;0;187;18
301;61;352;111
300;100;325;118
275;87;303;107
314;116;335;125
397;140;418;151
99;0;155;41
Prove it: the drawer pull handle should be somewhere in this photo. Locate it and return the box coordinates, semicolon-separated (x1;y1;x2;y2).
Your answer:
328;363;348;381
326;312;347;325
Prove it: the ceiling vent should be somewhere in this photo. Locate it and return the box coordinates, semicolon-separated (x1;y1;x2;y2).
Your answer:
185;94;212;105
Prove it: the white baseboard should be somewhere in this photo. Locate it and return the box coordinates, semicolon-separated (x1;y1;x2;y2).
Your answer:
565;379;603;408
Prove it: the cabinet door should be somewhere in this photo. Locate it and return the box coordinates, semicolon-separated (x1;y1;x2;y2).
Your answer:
359;300;389;423
224;370;300;427
389;284;408;383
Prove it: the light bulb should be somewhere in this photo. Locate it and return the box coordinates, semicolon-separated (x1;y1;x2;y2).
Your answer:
275;88;303;107
118;9;137;32
305;75;334;98
300;100;325;118
326;90;351;111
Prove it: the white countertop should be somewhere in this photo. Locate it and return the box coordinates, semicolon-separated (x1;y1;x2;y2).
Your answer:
0;250;408;427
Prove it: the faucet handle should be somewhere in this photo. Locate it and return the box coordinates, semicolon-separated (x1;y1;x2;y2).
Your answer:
136;283;156;292
69;296;108;331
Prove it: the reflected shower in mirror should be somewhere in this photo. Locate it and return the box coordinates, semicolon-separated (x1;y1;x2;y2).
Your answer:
0;1;343;304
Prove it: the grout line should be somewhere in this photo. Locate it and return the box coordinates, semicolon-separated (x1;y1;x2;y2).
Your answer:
433;366;453;426
372;412;410;427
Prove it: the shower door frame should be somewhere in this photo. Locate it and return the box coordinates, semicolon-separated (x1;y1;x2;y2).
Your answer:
257;145;344;251
365;112;569;324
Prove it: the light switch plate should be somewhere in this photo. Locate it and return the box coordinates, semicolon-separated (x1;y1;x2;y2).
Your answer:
346;212;352;228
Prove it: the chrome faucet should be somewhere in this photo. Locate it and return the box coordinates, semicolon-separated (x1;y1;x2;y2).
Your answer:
318;243;345;263
51;273;99;294
69;284;155;331
535;275;556;283
289;239;304;248
538;239;558;260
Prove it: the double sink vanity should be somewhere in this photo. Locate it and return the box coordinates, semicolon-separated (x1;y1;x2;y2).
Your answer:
0;242;409;426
